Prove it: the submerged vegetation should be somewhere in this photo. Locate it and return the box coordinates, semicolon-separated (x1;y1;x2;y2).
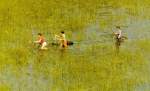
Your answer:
0;0;150;91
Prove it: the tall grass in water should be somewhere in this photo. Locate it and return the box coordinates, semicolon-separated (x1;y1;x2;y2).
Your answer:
0;0;150;91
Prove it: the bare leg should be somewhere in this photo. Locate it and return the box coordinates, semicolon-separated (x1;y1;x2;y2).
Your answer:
41;42;48;50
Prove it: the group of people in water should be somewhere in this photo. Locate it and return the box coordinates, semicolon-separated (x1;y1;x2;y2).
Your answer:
34;26;125;50
34;31;68;50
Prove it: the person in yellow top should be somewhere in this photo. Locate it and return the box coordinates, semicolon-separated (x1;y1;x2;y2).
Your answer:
54;31;68;48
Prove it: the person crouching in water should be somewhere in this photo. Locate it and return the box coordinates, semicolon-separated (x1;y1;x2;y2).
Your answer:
34;33;48;50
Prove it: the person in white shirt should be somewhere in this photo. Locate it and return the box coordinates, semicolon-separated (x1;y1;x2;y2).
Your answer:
114;26;122;39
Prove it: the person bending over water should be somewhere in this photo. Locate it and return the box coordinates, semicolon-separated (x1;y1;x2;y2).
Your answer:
34;33;48;50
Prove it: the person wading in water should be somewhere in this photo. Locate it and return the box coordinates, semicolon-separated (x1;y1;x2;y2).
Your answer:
114;26;123;52
34;33;48;50
54;31;68;48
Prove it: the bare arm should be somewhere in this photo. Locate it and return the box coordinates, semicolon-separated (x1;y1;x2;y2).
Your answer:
54;34;64;40
34;39;41;43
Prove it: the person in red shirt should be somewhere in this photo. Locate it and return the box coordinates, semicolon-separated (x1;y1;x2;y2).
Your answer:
34;33;47;50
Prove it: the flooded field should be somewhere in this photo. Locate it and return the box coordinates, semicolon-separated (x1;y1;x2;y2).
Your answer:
0;0;150;91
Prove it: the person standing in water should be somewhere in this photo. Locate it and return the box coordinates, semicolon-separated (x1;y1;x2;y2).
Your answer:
54;31;68;48
114;26;122;39
34;33;48;50
60;31;67;48
113;26;123;53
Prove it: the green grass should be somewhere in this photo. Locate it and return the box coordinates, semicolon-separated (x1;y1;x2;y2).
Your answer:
0;0;150;91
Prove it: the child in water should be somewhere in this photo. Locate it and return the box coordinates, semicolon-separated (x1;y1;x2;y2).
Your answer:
60;31;67;48
34;33;48;50
55;31;68;48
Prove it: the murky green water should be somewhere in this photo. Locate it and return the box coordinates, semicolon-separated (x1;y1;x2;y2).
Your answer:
0;0;150;91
